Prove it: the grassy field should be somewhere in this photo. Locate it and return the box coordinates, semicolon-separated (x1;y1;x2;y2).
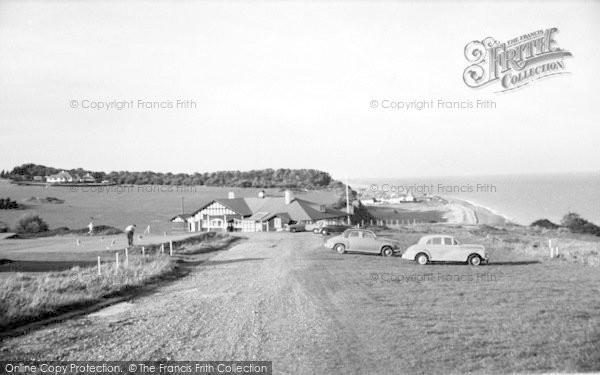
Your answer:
0;232;236;331
299;227;600;373
0;179;339;234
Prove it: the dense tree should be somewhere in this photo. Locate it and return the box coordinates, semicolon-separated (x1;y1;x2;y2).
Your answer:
5;164;336;189
561;212;600;236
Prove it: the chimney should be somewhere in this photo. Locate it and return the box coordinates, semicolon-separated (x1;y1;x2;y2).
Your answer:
258;190;265;198
284;190;293;205
228;191;235;199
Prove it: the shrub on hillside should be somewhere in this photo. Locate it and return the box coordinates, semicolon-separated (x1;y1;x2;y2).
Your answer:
530;219;559;229
13;214;49;234
561;212;600;236
0;198;19;209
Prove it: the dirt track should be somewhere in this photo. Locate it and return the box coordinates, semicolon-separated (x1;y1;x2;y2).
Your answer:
1;233;402;373
2;232;600;374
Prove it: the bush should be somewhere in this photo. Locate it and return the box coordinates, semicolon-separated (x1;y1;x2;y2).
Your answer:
530;219;559;229
0;221;9;233
13;214;49;234
0;197;19;209
561;212;600;236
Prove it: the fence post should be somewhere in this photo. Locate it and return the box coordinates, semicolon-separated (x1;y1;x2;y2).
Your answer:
161;243;164;254
76;239;81;246
97;256;101;276
115;252;119;271
169;241;173;256
142;246;145;257
125;247;129;267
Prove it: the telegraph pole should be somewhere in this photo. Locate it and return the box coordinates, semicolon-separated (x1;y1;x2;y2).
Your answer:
345;175;351;225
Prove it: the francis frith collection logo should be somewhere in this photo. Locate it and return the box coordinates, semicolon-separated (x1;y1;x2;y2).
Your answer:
463;28;572;92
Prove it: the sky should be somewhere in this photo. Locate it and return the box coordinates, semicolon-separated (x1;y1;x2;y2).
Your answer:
0;0;599;180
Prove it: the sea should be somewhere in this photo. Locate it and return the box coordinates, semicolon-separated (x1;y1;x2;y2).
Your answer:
350;172;600;226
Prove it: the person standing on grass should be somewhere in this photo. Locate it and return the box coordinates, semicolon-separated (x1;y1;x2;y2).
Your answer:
88;220;94;235
125;224;136;246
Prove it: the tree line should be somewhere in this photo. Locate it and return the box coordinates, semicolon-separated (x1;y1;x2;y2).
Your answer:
1;164;334;189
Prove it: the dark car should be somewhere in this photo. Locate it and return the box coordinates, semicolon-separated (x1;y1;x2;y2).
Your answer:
318;225;352;235
286;223;306;232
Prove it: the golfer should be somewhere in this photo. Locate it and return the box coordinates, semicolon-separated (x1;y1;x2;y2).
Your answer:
125;224;136;246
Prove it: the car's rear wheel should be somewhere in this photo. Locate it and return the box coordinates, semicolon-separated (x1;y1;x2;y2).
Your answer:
468;254;482;266
416;253;429;265
335;244;346;254
381;246;393;257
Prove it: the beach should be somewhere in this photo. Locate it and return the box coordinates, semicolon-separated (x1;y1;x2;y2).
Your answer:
362;196;510;226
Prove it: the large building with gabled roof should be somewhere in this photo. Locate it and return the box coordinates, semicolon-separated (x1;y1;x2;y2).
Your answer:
172;190;346;232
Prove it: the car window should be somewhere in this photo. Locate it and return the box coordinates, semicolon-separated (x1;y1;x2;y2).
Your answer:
348;231;360;238
431;237;442;245
444;237;453;245
363;232;375;239
452;238;459;245
426;239;432;245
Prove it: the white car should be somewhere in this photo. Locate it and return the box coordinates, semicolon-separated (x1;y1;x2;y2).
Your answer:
402;235;488;266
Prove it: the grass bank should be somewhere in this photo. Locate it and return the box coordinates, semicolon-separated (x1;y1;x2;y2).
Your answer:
0;232;236;332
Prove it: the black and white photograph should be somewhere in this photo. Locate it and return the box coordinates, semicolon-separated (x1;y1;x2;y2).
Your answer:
1;1;599;374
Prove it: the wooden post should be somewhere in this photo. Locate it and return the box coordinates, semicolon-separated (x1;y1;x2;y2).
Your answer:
115;252;119;270
125;247;129;267
97;256;101;276
163;231;167;237
76;239;81;246
169;241;173;256
142;246;145;256
161;243;164;254
555;246;559;257
548;239;552;249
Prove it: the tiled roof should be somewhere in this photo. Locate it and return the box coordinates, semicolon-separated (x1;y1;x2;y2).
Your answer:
189;195;346;222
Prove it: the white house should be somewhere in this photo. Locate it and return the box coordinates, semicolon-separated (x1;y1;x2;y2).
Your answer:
46;171;73;183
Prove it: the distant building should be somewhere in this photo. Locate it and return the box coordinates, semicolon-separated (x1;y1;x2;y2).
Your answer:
46;171;73;183
81;173;96;183
172;190;346;232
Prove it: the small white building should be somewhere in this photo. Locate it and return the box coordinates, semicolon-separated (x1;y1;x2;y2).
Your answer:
46;171;73;183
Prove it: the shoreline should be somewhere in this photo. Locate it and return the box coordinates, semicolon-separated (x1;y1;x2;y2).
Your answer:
441;197;512;226
362;196;512;226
